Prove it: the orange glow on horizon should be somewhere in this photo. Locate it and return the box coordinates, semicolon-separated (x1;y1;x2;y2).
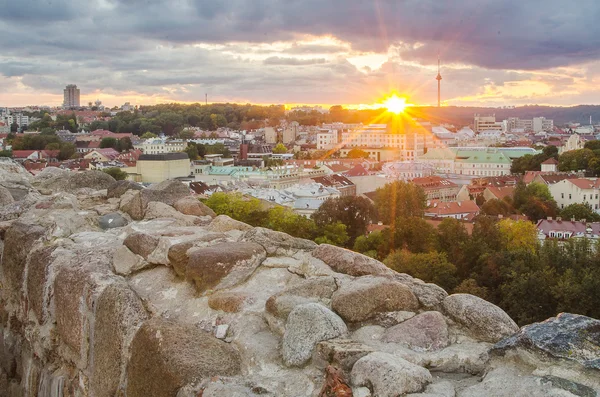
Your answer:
380;93;410;114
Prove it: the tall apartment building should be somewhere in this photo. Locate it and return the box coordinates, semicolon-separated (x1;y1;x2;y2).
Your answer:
506;117;553;133
474;114;504;132
1;108;29;128
63;84;81;108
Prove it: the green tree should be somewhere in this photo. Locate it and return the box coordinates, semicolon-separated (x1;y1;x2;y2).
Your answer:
513;182;558;221
140;131;158;139
353;230;386;259
0;150;12;157
558;148;595;172
559;203;600;222
384;250;458;291
497;219;538;254
453;278;490;301
346;148;369;159
10;122;18;132
179;129;196;140
374;181;427;222
100;137;118;149
480;198;514;217
314;222;349;247
312;196;377;245
392;216;438;253
436;218;469;266
272;143;287;154
102;167;128;181
58;142;76;161
184;144;199;160
584;140;600;151
203;193;267;226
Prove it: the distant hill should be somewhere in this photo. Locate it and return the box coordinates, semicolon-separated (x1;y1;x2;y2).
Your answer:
411;105;600;128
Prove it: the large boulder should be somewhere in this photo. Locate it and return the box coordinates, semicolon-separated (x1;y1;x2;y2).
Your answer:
173;196;216;217
331;276;419;323
127;317;241;397
442;294;518;343
0;158;33;200
381;311;449;352
282;303;348;367
1;221;46;304
25;245;57;323
185;242;266;292
142;179;190;206
0;186;14;206
98;212;128;229
91;283;148;397
492;312;600;370
311;244;393;276
144;201;205;226
119;190;145;220
67;170;116;191
266;276;338;319
314;339;376;371
106;180;142;199
124;232;160;259
243;227;317;256
351;352;432;396
208;215;253;233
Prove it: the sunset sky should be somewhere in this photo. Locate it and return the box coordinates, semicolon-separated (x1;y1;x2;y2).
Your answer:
1;0;600;108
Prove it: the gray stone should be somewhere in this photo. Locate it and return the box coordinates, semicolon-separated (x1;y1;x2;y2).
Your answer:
282;303;348;367
124;232;160;259
174;196;216;217
67;170;116;191
0;186;14;206
1;221;46;304
492;312;600;370
91;283;148;397
119;190;145;220
141;179;190;207
331;276;420;323
426;342;491;374
540;375;597;397
186;242;266;292
208;292;253;313
25;245;56;323
265;276;338;319
127;317;241;397
208;215;253;233
368;311;416;328
314;339;376;371
107;180;142;199
442;294;519;343
351;352;432;397
98;212;128;229
243;227;317;256
144;201;202;226
382;311;449;352
112;245;147;276
0;158;33;200
312;244;393;276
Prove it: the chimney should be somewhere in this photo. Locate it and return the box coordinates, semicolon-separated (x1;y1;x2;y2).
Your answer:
547;216;552;221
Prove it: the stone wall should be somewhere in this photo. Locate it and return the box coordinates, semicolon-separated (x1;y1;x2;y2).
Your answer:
0;161;599;396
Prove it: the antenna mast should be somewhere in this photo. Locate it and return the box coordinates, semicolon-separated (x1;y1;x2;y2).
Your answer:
436;55;442;108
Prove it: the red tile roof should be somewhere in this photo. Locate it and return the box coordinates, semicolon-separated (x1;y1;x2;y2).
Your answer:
485;186;515;201
426;200;480;215
345;164;370;177
12;150;40;158
412;176;457;190
542;158;559;165
567;178;600;190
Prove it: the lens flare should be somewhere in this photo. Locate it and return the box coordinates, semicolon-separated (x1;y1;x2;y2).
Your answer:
381;94;409;114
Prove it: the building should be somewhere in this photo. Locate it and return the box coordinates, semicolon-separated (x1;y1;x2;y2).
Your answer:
549;178;600;211
483;186;515;202
311;174;356;196
541;158;559;172
282;122;299;144
506;117;553;133
425;200;480;220
412;176;460;202
536;219;600;242
264;127;277;144
63;84;81;108
134;138;186;155
381;161;434;181
474;114;504;133
135;153;191;183
84;148;120;162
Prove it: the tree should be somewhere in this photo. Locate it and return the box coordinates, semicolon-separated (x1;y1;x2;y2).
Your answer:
436;218;469;266
374;181;427;222
0;150;12;157
353;231;386;260
346;148;369;159
100;137;118;149
10;122;18;132
384;250;458;291
480;198;514;217
179;129;195;140
102;167;128;181
312;196;377;245
584;140;600;151
559;203;600;222
314;222;349;247
392;216;438;253
58;142;76;161
184;144;199;160
203;193;267;226
558;149;595;172
140;131;158;139
272;143;287;154
513;182;558;221
497;219;538;254
453;279;490;301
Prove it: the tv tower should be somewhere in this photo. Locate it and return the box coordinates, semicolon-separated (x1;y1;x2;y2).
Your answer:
436;56;442;107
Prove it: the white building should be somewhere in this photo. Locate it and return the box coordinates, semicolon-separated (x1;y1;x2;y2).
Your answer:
264;127;277;144
506;117;553;133
549;178;600;211
474;114;505;132
134;138;186;154
382;161;435;180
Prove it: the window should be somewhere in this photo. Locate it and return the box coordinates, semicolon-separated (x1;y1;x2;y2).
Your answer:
584;195;587;200
569;194;572;199
561;193;564;199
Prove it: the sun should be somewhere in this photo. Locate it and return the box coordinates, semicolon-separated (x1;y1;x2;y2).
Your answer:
381;94;409;114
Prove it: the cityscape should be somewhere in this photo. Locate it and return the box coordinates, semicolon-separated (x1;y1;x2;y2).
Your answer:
1;1;600;396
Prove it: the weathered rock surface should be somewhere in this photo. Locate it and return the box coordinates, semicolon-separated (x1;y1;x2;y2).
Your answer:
442;294;519;343
0;165;598;397
127;317;241;397
186;242;266;291
332;276;419;322
282;303;348;366
174;196;216;217
107;180;142;199
382;311;449;352
351;352;432;397
312;244;393;276
492;313;600;370
0;186;14;206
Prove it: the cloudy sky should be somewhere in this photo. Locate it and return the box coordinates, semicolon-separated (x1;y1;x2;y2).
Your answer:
1;0;600;108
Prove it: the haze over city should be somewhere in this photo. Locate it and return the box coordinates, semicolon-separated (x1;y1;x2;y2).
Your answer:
2;0;600;108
